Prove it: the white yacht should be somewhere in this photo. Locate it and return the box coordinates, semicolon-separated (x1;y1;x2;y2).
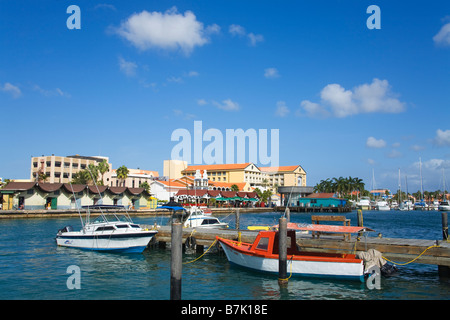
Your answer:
375;199;390;211
356;197;371;210
438;200;450;211
56;208;157;253
183;206;228;229
399;200;414;211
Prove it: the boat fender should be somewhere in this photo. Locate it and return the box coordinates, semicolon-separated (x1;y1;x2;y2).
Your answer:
380;263;398;277
185;236;197;249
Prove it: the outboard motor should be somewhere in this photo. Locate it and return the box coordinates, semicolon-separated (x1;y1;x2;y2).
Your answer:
58;225;73;234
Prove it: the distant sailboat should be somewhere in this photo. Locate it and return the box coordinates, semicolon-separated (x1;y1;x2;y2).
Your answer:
439;169;450;211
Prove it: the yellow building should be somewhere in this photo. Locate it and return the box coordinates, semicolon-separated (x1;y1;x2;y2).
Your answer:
181;163;306;190
259;165;307;188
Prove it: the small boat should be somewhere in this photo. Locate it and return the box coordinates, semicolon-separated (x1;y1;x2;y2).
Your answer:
375;199;390;211
183;206;228;229
56;205;157;253
160;202;228;229
438;201;450;211
399;200;413;211
217;229;365;282
356;196;371;210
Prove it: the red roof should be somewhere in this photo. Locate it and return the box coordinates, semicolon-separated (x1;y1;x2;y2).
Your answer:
305;193;337;199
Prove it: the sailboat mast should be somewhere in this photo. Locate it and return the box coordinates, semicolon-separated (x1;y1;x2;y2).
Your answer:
419;158;423;200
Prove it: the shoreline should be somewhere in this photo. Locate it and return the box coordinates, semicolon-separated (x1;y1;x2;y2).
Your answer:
0;207;274;219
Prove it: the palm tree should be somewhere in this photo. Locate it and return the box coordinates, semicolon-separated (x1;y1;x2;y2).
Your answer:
230;184;240;192
71;170;92;185
116;165;129;187
97;160;110;185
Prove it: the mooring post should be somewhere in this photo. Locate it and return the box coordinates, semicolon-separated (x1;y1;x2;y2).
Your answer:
285;207;290;223
170;221;182;300
357;209;364;238
235;208;240;230
442;211;448;241
278;216;288;286
438;211;450;279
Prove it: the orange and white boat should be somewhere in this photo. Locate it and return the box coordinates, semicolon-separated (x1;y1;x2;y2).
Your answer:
216;229;365;282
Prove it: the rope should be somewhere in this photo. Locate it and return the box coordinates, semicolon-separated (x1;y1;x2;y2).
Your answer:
278;255;294;281
183;239;218;265
382;244;440;266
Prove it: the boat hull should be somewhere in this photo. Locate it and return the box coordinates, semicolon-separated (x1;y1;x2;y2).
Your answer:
218;239;364;282
56;230;157;253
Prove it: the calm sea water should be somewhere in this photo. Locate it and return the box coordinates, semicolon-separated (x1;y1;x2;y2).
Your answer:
0;210;449;300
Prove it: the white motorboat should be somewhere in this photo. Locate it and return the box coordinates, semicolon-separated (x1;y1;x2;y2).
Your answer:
399;200;413;211
356;197;371;210
56;206;157;253
183;206;228;229
375;199;390;211
438;201;450;211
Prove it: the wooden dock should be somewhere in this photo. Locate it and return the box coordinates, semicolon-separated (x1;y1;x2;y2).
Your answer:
150;226;450;267
275;206;352;213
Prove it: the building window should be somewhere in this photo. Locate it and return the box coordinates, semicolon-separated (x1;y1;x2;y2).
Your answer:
55;162;61;167
33;162;38;168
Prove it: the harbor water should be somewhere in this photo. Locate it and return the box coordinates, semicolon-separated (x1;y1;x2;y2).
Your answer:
0;210;449;300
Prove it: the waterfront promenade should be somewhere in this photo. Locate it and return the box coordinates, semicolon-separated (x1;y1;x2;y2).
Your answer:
0;206;273;219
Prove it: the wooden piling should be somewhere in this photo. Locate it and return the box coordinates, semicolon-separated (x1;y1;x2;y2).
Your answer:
278;217;288;286
357;209;364;237
438;212;450;279
285;207;290;223
170;222;182;300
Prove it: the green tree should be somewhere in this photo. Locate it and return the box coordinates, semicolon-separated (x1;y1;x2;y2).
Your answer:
71;170;92;185
230;184;240;192
140;181;151;193
97;160;110;185
116;165;129;187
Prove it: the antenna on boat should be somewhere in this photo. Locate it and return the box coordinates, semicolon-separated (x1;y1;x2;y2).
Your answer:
69;183;84;229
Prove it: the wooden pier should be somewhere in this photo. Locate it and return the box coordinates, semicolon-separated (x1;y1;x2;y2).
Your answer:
150;226;450;268
275;206;352;213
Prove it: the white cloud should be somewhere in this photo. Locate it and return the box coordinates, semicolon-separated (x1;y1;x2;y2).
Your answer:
275;101;289;117
115;7;213;55
229;24;246;36
248;33;264;46
94;4;116;11
212;99;240;111
118;56;137;77
387;149;402;158
434;129;450;146
228;24;263;46
366;136;386;148
186;71;199;77
410;144;425;151
264;68;280;79
433;23;450;46
33;85;70;98
197;99;208;106
299;78;405;118
297;100;330;118
1;82;21;98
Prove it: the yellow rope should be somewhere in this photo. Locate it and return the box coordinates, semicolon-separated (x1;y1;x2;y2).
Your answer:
278;255;294;281
183;239;218;265
382;244;440;266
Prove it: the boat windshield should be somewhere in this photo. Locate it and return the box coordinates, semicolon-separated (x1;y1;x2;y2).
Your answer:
92;214;132;224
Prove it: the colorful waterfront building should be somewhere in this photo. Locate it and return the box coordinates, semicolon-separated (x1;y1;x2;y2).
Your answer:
0;182;152;210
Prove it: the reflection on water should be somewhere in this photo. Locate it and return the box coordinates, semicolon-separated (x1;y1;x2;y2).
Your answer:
0;212;449;299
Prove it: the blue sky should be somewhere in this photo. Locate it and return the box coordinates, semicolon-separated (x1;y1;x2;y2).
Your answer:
1;1;450;194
